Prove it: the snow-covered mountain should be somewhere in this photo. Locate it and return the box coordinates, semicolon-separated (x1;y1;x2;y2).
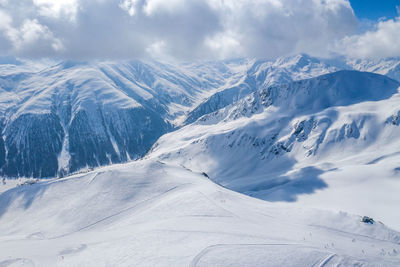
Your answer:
347;57;400;82
185;54;339;124
149;70;400;229
0;59;243;178
185;55;400;125
0;54;400;182
0;159;399;266
2;56;400;266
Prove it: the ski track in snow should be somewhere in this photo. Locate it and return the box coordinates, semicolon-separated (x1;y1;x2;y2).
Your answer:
1;55;400;266
0;160;399;266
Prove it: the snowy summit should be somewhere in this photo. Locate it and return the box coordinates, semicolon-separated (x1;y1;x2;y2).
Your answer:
1;0;400;266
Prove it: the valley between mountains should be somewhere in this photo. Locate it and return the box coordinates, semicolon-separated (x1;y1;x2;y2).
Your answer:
1;54;400;266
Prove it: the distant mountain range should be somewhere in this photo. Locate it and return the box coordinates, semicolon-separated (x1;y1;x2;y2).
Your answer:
1;55;400;266
0;54;399;179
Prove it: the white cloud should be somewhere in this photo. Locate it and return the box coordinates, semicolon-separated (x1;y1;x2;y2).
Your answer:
0;0;370;60
202;0;357;59
204;32;242;59
143;0;187;16
32;0;79;21
0;7;64;57
119;0;138;16
338;17;400;59
18;19;64;51
145;40;176;61
0;8;12;30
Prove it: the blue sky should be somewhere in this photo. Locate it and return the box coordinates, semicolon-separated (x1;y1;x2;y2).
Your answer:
350;0;399;21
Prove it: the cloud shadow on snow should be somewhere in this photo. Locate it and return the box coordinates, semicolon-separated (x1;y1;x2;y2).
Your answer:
0;182;51;218
244;166;328;202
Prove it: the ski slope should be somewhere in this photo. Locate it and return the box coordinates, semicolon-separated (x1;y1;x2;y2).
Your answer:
149;70;400;231
1;56;400;266
0;159;399;266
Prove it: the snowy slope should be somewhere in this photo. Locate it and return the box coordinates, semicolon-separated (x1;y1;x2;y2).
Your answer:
0;59;242;178
184;54;339;124
0;159;399;266
185;55;400;125
1;58;400;266
149;70;400;230
1;55;399;179
348;57;400;82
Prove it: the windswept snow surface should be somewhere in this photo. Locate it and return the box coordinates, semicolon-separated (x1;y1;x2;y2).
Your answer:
0;159;399;266
1;56;400;265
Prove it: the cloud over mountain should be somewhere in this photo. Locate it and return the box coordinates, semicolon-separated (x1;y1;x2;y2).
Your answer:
338;16;400;59
1;0;398;60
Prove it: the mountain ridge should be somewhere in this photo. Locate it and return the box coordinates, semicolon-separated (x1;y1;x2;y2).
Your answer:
0;55;400;178
148;69;400;229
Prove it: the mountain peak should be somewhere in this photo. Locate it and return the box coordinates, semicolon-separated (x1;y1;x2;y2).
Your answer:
261;70;400;112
